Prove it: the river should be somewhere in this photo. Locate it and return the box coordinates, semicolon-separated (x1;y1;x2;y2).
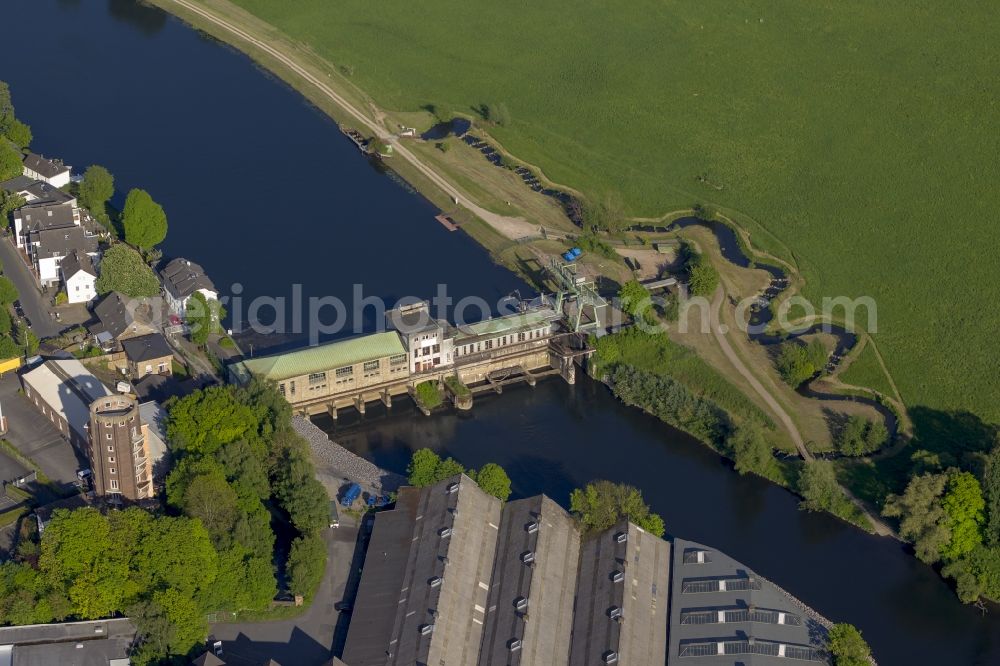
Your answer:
1;2;998;664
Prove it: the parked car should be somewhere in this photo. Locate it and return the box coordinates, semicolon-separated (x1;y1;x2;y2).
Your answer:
329;500;340;528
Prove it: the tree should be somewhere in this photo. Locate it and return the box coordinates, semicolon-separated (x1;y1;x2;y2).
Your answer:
5;119;31;149
837;415;889;456
273;442;330;534
826;623;872;666
121;188;168;250
727;423;780;480
940;472;985;561
182;473;239;544
0;276;18;305
167;385;258;456
942;544;1000;603
776;341;819;387
79;165;114;217
474;463;512;501
569;480;665;537
287;534;326;598
618;280;652;320
0;308;11;337
186;291;225;346
0;191;26;220
0;335;20;360
0;83;14;137
983;444;1000;547
798;460;842;513
0;141;22;182
406;448;466;487
883;472;951;563
94;244;160;297
683;248;719;297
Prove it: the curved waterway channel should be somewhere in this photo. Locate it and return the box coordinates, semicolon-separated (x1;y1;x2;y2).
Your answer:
2;1;998;663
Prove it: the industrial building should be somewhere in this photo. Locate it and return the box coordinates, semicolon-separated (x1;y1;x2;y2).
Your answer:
341;477;831;666
667;538;828;664
340;474;502;666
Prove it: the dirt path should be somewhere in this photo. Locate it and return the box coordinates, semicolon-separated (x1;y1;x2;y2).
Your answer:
163;0;537;241
709;287;810;458
708;288;896;537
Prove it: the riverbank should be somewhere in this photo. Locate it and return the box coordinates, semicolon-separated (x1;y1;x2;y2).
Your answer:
147;0;911;538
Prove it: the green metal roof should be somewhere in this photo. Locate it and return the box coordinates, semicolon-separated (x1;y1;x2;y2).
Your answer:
453;309;558;341
233;331;406;382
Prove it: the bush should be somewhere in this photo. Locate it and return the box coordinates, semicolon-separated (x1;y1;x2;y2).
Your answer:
776;339;827;387
611;365;728;446
836;415;889;455
826;623;872;666
570;480;665;536
443;374;471;399
414;380;443;409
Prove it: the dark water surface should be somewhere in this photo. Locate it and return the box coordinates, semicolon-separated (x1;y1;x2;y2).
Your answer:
2;2;998;664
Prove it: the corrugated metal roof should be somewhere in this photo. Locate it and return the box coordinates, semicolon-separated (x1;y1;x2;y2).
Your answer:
453;309;559;340
235;331;406;381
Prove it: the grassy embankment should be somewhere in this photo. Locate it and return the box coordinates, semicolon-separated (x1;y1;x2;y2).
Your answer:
212;0;1000;435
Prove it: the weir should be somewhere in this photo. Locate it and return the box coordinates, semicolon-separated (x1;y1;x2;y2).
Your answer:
229;277;604;418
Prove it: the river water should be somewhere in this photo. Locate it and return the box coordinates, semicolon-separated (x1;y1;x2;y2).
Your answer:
1;2;997;664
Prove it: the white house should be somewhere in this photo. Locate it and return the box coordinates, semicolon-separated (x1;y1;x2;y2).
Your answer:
159;258;217;316
21;152;71;188
12;204;79;250
61;251;98;304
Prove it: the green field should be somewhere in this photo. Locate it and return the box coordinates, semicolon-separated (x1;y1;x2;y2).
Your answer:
839;343;896;399
229;0;1000;427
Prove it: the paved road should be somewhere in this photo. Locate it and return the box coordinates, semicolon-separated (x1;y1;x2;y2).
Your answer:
208;521;364;666
0;373;86;485
0;235;61;338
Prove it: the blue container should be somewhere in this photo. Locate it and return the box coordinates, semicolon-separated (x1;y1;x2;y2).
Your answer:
570;247;582;257
341;482;362;507
562;252;575;262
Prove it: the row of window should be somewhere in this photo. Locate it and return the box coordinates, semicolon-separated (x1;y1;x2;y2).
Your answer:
456;327;548;357
414;344;440;357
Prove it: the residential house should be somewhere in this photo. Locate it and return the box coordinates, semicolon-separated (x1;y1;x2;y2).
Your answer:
120;332;173;378
21;151;71;188
0;174;76;207
159;257;217;316
13;203;80;250
61;250;98;303
12;203;101;289
93;292;158;349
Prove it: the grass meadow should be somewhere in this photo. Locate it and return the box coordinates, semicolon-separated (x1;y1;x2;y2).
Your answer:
230;0;1000;426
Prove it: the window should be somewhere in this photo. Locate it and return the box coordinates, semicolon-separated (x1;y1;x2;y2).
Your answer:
308;371;327;385
109;468;116;475
109;479;119;491
279;383;286;396
108;457;115;463
335;366;353;378
108;445;114;452
390;354;407;367
290;381;296;396
363;360;380;372
106;433;112;440
432;344;440;353
502;336;507;346
518;332;526;342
